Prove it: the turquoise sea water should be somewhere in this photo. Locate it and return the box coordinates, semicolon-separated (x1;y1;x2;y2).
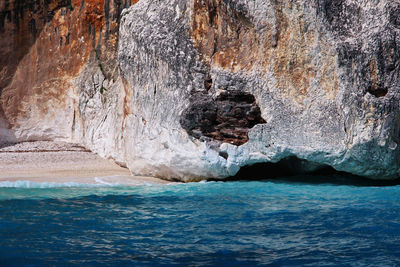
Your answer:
1;178;400;266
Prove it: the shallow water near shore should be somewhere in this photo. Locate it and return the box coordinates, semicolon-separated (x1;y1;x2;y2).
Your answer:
1;178;400;266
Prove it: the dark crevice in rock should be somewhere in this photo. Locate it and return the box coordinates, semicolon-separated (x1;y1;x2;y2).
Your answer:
213;156;400;186
218;151;228;160
208;4;217;25
390;5;400;29
104;0;110;38
180;90;265;146
204;77;213;91
367;86;388;98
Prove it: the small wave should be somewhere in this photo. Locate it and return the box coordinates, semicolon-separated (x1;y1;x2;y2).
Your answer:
0;180;116;188
0;178;171;188
94;177;120;186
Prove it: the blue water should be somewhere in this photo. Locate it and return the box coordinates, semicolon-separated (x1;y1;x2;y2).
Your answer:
1;179;400;266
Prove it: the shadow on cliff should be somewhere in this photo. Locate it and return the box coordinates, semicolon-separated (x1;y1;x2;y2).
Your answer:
0;0;72;91
216;157;400;187
0;142;16;150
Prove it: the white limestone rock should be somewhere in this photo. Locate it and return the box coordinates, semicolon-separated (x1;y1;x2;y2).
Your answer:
115;0;400;180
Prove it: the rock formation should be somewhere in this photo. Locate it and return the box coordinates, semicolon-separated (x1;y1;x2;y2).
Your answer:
0;0;136;164
1;0;400;181
118;0;400;180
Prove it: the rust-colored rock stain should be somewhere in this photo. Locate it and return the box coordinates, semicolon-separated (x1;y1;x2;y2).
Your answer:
191;0;260;72
190;0;339;104
0;0;137;137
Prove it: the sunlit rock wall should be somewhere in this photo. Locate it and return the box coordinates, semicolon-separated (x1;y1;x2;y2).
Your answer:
118;0;400;180
1;0;399;181
0;0;136;164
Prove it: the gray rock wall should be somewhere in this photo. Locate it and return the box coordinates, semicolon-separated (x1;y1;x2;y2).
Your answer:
117;0;400;180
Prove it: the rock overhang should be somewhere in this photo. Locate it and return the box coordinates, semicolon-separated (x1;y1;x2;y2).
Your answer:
117;0;400;181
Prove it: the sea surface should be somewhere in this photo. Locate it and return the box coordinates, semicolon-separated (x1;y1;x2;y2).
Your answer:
1;177;400;266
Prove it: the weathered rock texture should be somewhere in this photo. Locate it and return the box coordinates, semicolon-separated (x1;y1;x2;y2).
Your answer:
1;0;400;181
180;90;266;146
0;0;136;164
118;0;400;180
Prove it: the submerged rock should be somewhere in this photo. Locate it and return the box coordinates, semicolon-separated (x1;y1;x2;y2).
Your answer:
1;0;399;181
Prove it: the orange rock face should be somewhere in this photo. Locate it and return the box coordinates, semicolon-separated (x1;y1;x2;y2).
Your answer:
190;0;339;103
0;0;136;142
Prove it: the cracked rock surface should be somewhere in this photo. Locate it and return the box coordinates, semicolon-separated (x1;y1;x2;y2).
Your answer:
118;0;400;180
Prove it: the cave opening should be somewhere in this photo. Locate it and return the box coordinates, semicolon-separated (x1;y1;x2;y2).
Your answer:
212;156;400;186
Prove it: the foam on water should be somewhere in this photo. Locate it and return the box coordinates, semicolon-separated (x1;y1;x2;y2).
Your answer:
0;177;169;189
0;180;105;188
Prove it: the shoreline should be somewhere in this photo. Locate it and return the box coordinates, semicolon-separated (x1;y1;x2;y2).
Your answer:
0;141;171;185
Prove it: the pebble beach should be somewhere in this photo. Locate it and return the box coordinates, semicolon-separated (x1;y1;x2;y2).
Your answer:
0;141;169;185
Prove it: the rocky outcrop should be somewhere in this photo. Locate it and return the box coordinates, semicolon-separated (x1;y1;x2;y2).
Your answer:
118;0;400;180
0;0;135;158
1;0;399;181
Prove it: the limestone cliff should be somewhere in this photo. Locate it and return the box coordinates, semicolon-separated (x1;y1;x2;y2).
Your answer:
118;0;400;180
1;0;399;181
0;0;135;164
